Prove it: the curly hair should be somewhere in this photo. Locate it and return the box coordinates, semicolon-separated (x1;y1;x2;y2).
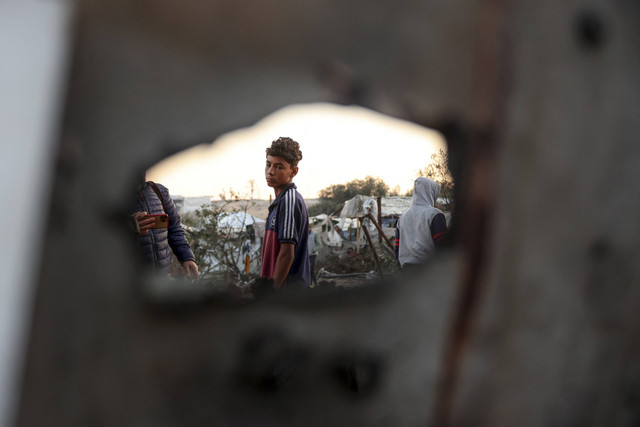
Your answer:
265;137;303;167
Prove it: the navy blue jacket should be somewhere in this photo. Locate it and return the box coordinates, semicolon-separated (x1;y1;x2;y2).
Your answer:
261;183;310;287
131;182;195;272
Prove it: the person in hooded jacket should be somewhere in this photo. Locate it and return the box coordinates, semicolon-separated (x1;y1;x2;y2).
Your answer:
130;181;199;279
394;177;448;268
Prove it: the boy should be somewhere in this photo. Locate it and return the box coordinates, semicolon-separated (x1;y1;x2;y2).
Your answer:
261;137;310;290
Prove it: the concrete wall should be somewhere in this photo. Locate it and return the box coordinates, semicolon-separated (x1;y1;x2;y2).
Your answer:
15;0;640;425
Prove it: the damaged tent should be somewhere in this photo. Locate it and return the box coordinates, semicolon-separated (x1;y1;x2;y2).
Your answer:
324;195;411;248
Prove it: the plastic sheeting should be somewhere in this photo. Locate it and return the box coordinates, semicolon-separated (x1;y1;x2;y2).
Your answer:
218;212;265;231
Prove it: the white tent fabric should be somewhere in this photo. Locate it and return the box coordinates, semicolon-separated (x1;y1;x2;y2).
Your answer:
309;213;329;225
218;212;265;231
340;195;371;218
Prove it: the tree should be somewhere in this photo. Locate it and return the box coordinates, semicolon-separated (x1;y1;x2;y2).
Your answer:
416;149;454;208
309;175;390;216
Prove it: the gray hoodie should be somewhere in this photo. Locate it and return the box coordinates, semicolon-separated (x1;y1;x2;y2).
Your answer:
397;177;443;265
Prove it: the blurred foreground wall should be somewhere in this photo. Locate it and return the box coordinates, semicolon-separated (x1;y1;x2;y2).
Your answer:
15;0;640;426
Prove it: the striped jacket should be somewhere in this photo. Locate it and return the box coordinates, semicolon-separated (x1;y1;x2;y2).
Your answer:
260;183;310;287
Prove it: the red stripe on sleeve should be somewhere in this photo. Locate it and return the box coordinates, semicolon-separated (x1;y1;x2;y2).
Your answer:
432;232;446;242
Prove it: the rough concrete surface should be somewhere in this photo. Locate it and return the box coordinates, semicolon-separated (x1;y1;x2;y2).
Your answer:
16;0;640;426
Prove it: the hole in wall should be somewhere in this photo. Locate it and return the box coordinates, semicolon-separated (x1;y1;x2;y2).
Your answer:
131;102;454;305
19;2;499;424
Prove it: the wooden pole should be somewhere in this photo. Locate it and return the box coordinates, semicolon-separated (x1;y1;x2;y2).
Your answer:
360;218;383;277
377;197;382;244
366;213;395;253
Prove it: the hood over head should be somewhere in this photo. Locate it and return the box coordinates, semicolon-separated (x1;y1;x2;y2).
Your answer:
412;177;440;207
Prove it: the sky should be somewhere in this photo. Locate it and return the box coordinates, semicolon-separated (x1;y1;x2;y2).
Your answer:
147;103;446;200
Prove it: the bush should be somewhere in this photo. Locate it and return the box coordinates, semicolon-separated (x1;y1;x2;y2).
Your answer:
182;200;260;283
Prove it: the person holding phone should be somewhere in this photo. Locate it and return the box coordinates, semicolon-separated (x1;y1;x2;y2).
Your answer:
130;180;199;279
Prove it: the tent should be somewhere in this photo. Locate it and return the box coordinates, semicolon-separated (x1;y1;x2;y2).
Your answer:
218;211;265;232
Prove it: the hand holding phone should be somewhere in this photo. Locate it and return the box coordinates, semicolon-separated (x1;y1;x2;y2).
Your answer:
143;214;169;229
132;212;168;234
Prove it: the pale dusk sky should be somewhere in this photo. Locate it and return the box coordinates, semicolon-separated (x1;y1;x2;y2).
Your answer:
147;103;446;200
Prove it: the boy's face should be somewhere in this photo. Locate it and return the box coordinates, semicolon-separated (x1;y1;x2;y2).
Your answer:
265;155;298;192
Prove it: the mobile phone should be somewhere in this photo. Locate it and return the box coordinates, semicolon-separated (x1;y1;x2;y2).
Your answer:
143;214;169;229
